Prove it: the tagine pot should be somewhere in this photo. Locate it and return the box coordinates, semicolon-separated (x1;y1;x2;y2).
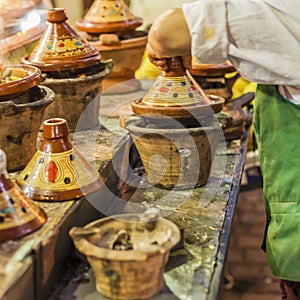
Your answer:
122;57;226;189
21;8;113;132
0;149;47;243
189;60;238;101
131;57;225;124
16;118;103;201
0;64;55;172
69;213;181;299
76;0;147;94
121;115;223;189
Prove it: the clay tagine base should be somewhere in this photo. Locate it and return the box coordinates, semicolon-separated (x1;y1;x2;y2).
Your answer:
88;32;148;94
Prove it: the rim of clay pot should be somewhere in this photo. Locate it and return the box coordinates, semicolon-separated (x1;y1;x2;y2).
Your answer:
69;213;181;261
0;85;55;114
0;64;42;101
40;59;113;82
0;208;47;243
21;53;102;73
77;18;143;34
131;94;225;120
120;115;221;134
189;62;236;77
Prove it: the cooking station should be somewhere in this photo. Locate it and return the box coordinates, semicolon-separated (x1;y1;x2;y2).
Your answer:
0;85;251;300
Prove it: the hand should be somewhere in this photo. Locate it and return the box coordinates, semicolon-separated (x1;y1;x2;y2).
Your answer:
146;44;192;71
146;8;192;72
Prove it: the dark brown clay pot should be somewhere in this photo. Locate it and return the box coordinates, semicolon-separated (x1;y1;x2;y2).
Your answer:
16;118;103;201
0;149;47;243
0;85;55;172
40;60;113;131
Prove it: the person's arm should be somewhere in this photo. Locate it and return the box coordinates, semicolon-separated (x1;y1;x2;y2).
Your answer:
147;0;300;86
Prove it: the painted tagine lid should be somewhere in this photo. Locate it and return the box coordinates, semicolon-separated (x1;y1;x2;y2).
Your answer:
0;149;47;243
22;8;102;72
0;64;42;101
131;57;225;120
76;0;143;35
16;118;103;202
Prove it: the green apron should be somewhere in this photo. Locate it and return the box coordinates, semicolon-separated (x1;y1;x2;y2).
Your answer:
253;84;300;281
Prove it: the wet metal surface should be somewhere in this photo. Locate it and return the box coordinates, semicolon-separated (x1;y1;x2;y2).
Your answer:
0;85;249;300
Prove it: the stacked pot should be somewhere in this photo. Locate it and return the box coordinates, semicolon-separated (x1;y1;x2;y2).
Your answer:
121;57;227;189
22;8;113;132
76;0;148;94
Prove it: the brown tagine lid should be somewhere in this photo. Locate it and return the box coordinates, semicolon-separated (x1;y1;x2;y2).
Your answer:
22;8;102;72
16;118;103;202
189;60;236;77
76;0;143;35
0;149;47;243
0;64;42;101
131;57;225;120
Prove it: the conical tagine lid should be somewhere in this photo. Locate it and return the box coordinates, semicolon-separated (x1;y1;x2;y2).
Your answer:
76;0;143;34
0;149;47;243
131;57;225;119
22;8;101;72
16;118;103;202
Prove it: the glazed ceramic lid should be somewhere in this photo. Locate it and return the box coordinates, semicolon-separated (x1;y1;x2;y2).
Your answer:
0;149;47;243
16;118;103;202
131;57;225;119
22;8;102;72
76;0;143;34
0;64;42;101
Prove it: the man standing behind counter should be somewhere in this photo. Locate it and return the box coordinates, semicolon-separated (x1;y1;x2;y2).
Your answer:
146;1;300;299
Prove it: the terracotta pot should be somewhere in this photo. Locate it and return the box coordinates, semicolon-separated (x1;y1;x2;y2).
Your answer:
92;32;148;93
40;60;113;131
69;213;180;299
0;85;55;172
16;118;103;201
76;0;147;94
189;61;238;101
120;116;223;189
0;149;47;243
21;8;114;131
22;8;102;72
